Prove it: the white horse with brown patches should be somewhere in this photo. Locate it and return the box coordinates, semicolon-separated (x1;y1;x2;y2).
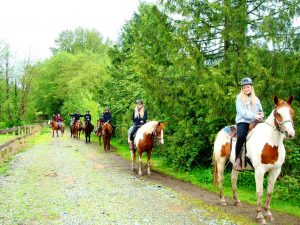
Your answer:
213;96;295;224
128;121;165;176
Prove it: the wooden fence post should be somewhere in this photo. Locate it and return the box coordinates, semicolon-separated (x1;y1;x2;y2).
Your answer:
6;128;10;160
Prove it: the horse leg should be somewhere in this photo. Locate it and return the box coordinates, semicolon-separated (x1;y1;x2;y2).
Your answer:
138;150;143;176
215;157;226;205
231;169;241;206
130;149;135;171
255;168;267;224
56;130;58;137
108;139;110;151
52;130;54;138
264;168;281;222
146;150;151;175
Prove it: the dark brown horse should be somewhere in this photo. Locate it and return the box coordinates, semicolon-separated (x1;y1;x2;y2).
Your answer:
102;122;113;152
127;121;165;176
95;119;104;146
83;121;94;143
49;120;65;137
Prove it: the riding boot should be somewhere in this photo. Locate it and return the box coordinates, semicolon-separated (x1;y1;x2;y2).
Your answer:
233;157;242;171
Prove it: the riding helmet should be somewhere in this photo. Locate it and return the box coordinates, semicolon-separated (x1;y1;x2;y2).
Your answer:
240;77;253;86
136;99;143;104
105;107;110;111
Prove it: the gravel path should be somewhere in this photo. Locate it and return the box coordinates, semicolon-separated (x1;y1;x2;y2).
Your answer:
0;133;255;224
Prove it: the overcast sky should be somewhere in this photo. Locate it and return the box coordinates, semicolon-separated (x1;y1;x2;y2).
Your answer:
0;0;157;61
1;1;299;62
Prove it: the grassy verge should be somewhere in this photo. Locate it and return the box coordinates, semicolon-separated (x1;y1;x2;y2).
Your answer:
110;139;300;218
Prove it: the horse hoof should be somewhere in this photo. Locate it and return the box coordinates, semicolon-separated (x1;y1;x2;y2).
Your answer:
138;172;142;176
257;218;267;225
265;214;274;221
234;201;241;206
221;201;227;206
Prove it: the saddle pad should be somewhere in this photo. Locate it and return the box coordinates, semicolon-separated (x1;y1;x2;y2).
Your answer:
223;125;237;138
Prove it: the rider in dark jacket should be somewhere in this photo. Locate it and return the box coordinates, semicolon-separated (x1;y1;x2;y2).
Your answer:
69;111;84;126
84;110;92;124
129;99;147;142
102;107;112;123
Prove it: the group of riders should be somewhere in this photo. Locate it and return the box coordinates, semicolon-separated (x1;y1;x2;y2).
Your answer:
51;76;260;167
51;98;147;140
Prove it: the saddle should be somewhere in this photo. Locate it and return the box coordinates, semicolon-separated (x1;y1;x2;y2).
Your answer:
127;125;142;150
223;124;257;170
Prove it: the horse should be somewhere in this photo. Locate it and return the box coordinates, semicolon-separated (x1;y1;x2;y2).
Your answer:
102;122;113;152
49;120;65;137
72;120;82;139
95;119;104;146
83;121;94;143
213;96;295;224
128;121;165;176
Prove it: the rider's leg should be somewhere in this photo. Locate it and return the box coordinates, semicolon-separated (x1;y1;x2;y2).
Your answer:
130;125;139;142
234;122;249;171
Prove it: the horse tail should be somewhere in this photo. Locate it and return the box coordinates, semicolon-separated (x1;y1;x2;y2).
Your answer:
213;151;218;191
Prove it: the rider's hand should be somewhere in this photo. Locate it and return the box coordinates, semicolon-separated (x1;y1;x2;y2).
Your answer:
256;114;263;122
140;120;144;124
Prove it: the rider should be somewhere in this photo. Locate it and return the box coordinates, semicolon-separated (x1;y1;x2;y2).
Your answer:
129;99;147;143
234;77;263;171
101;107;115;134
84;110;92;124
68;110;84;127
101;107;112;123
55;113;63;128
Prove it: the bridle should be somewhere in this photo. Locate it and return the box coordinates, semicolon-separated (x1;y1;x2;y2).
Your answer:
264;106;294;134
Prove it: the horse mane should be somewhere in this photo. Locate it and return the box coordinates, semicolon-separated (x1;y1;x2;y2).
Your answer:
138;121;159;134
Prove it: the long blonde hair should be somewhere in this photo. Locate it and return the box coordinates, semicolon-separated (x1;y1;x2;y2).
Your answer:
134;105;145;119
240;86;256;112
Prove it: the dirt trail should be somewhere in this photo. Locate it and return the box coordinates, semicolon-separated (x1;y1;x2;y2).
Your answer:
0;132;299;225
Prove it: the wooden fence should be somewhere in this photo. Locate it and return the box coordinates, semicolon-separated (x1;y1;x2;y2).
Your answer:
0;124;44;163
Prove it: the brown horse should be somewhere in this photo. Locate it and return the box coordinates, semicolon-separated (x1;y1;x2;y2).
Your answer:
95;119;104;146
83;121;94;143
102;122;113;152
72;120;82;139
128;121;165;176
49;120;65;137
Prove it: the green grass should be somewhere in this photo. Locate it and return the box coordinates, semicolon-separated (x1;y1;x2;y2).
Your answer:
110;139;300;218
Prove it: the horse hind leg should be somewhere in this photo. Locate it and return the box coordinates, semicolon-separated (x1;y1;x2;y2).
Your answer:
130;149;135;171
215;158;226;205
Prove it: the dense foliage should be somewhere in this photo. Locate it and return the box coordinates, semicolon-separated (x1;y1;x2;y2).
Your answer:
1;1;299;201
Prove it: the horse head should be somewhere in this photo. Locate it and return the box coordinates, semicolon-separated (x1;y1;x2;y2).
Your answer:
273;95;295;139
154;122;165;145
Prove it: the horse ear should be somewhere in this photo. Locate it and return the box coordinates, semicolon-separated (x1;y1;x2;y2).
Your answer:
287;95;294;105
274;96;279;105
158;122;160;126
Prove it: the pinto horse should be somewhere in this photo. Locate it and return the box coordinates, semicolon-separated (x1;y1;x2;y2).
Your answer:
49;120;65;137
83;121;94;143
102;122;113;151
128;121;165;176
213;96;295;224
